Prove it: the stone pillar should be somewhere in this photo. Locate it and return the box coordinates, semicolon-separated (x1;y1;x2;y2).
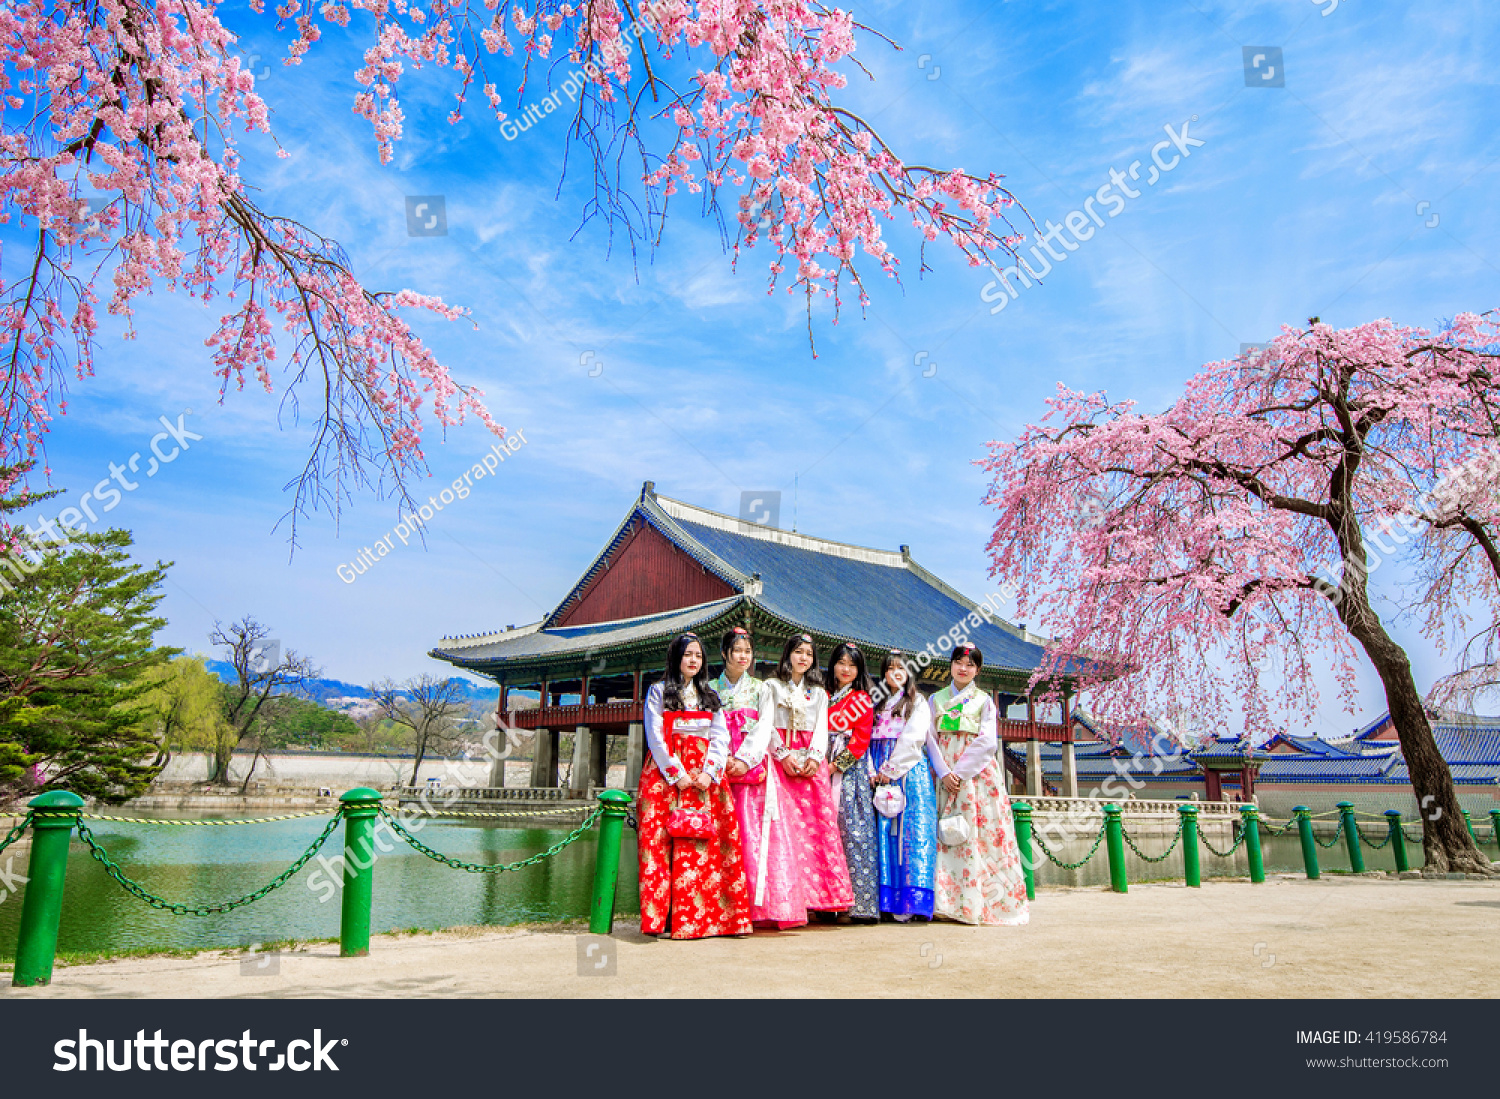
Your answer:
530;728;558;787
1026;739;1044;797
569;725;591;795
488;742;507;788
1060;740;1079;798
625;722;645;790
590;729;608;788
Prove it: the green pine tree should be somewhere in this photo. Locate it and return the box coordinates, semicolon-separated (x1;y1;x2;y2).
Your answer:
0;474;177;802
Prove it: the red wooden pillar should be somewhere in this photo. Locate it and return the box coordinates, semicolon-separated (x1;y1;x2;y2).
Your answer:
1204;768;1223;802
632;670;642;703
1241;765;1256;800
1026;696;1037;736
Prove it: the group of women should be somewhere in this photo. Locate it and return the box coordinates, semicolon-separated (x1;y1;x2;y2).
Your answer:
636;628;1030;939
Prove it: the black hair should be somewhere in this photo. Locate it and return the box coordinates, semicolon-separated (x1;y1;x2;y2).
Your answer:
825;641;874;697
877;651;918;721
662;632;722;712
774;633;824;688
950;643;985;672
721;626;755;662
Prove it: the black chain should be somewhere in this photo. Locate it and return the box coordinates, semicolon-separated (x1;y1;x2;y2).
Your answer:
1199;823;1248;859
1356;823;1394;850
1031;821;1106;869
75;813;343;916
378;806;602;872
0;812;33;856
1313;816;1345;848
1119;818;1184;864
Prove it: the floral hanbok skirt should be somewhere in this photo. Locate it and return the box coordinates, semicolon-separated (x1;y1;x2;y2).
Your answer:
868;737;937;918
832;738;879;919
637;731;753;939
725;708;806;927
931;731;1029;926
768;727;854;919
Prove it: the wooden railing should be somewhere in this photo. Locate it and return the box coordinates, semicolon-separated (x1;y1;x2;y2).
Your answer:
505;701;642;729
997;717;1072;743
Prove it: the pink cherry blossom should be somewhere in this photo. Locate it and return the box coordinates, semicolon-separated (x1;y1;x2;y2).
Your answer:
3;0;1029;534
978;310;1500;873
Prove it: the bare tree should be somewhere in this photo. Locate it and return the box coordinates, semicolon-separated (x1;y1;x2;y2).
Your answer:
370;675;468;786
209;617;319;788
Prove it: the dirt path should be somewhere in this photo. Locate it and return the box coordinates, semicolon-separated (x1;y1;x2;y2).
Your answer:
5;875;1497;998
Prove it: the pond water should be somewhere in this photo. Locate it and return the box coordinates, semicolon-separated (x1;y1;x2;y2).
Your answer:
0;811;1448;960
0;810;640;959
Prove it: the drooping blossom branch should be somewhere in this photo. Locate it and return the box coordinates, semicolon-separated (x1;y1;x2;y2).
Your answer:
978;311;1500;871
3;0;1028;542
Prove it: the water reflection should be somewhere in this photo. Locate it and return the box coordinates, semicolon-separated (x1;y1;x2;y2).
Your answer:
0;813;640;959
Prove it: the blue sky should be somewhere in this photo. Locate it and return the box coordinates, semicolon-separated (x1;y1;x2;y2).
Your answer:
7;0;1498;736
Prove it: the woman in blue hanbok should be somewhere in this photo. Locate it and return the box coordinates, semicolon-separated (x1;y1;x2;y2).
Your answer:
868;652;940;920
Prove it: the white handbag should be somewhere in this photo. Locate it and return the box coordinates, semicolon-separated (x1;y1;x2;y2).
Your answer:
937;788;971;847
874;784;906;819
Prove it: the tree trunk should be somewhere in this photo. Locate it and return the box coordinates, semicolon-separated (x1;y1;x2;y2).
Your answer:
238;744;264;794
209;743;233;785
408;736;427;787
1344;608;1490;873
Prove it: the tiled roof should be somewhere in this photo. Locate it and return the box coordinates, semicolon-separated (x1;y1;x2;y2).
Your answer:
1430;725;1500;764
663;507;1054;673
434;483;1085;680
1258;756;1397;781
431;598;743;664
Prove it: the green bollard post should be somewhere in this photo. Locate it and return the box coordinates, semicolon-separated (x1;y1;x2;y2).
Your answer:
1103;804;1128;894
1012;801;1035;901
1461;809;1475;844
1489;809;1500;851
1386;810;1408;874
588;790;632;934
339;788;382;958
1240;805;1265;883
1178;804;1201;888
12;791;85;987
1338;801;1364;873
1295;806;1320;880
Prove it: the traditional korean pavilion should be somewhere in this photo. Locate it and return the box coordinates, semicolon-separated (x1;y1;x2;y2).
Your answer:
430;481;1082;793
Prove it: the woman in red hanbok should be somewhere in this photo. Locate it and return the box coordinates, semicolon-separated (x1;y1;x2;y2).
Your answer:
637;632;753;939
734;633;853;924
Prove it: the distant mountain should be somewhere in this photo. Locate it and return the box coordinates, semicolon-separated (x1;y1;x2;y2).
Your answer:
203;660;496;708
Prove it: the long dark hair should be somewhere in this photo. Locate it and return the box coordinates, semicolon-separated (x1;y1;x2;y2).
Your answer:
774;633;824;688
877;650;918;721
662;632;722;712
951;643;985;673
825;641;874;697
720;625;754;663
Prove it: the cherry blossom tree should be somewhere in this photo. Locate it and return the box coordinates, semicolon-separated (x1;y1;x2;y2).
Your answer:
1;0;1029;539
979;311;1500;873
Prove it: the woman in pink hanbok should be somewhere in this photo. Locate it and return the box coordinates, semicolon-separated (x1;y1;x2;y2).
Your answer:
712;627;799;927
729;633;853;925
